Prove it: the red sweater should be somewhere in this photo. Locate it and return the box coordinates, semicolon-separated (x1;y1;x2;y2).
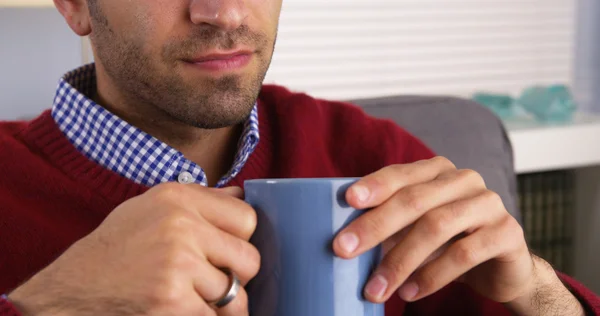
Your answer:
0;85;598;315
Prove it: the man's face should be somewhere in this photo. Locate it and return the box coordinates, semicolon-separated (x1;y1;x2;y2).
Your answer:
88;0;282;129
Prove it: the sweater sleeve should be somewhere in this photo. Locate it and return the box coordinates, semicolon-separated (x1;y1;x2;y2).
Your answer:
558;272;600;315
0;295;21;316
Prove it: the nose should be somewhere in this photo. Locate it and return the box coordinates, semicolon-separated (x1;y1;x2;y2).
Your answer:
189;0;248;31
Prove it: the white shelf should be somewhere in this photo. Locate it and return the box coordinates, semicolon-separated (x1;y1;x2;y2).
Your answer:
505;112;600;174
0;0;53;7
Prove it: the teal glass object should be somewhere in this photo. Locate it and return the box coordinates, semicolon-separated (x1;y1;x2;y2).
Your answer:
472;93;516;119
517;85;577;123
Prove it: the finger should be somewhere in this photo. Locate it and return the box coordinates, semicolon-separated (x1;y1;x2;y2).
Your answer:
214;186;244;199
361;191;505;303
216;287;250;316
150;183;257;240
191;261;249;316
397;217;521;302
194;260;233;302
192;254;251;316
346;156;456;209
198;222;261;285
196;186;257;241
334;170;489;259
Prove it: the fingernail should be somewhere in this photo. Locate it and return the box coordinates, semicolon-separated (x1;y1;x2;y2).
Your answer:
398;282;419;301
365;274;388;299
338;232;359;254
352;185;371;204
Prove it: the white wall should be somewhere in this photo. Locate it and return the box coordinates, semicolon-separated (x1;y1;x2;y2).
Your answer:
0;8;82;120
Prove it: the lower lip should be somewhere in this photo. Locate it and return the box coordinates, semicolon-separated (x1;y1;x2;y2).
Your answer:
186;54;252;72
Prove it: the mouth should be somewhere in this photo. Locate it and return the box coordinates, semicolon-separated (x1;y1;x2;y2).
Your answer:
182;49;254;73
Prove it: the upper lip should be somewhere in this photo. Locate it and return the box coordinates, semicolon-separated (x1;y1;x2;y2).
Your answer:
186;49;254;63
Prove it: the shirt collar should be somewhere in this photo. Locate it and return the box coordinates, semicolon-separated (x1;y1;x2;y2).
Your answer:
51;64;259;188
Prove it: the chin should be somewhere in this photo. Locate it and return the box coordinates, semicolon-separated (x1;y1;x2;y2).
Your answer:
155;66;264;129
171;97;257;129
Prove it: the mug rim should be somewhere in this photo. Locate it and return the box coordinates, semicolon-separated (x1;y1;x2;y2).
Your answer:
244;177;360;185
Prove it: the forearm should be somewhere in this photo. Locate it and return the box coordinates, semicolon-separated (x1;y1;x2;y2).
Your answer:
506;256;586;316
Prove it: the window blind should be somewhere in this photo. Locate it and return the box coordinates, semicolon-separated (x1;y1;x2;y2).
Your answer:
574;0;600;113
264;0;576;101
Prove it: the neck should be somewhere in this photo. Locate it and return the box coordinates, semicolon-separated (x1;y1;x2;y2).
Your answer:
93;68;242;187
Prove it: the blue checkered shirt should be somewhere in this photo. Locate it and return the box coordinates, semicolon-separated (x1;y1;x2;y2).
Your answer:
51;64;259;188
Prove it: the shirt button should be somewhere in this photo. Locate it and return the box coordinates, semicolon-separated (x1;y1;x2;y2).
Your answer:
177;171;194;184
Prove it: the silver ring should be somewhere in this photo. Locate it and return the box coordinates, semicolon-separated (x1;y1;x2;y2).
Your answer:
210;268;240;308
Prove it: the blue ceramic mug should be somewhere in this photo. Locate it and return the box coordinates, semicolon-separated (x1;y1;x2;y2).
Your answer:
244;178;384;316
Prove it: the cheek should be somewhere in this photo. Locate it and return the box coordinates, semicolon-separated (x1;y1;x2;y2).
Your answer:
127;7;178;64
249;0;282;33
262;0;283;19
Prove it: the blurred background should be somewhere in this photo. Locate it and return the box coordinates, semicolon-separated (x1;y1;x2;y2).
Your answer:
1;0;599;293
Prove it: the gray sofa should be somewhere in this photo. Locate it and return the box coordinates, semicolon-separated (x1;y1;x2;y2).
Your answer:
351;96;521;223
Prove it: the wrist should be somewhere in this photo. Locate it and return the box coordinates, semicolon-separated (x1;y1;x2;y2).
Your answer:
505;256;585;316
7;275;73;316
7;290;54;316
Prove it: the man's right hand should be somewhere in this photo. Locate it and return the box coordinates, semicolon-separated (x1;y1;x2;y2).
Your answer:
8;183;260;316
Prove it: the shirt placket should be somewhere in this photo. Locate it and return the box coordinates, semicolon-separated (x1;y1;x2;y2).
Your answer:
170;155;208;186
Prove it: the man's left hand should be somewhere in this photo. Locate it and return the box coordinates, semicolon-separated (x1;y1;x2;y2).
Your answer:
333;156;584;315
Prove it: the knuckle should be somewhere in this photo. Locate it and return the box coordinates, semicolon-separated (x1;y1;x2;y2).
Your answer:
420;213;446;237
156;224;183;245
166;246;197;269
445;200;466;220
146;278;186;308
358;213;390;239
481;190;504;209
386;161;423;183
158;212;195;237
154;219;199;262
431;156;456;170
150;183;188;204
453;241;478;266
401;186;425;213
374;165;403;185
502;216;525;243
158;288;182;308
158;240;197;273
457;169;485;187
387;164;406;174
384;164;412;181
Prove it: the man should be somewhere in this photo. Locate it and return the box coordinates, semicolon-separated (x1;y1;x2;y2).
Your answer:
0;0;598;315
